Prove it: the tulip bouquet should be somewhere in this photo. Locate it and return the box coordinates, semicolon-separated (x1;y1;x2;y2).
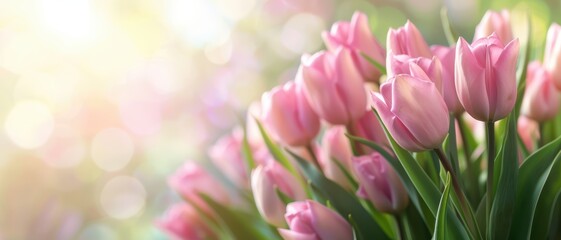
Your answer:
158;9;561;240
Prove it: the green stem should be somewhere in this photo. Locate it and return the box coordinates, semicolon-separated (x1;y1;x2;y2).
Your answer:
456;116;479;204
395;214;405;240
435;148;480;240
486;121;495;237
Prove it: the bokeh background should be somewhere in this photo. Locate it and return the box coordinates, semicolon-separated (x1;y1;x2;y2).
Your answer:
0;0;557;239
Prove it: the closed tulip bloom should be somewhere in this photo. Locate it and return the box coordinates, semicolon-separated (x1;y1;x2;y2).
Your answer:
157;204;215;240
279;200;353;240
386;52;443;92
319;126;354;189
262;81;320;146
455;34;519;122
517;116;539;152
209;128;248;188
353;109;389;150
352;152;408;213
371;65;450;152
431;45;464;114
168;162;229;211
323;11;386;83
521;61;560;122
299;47;368;125
387;20;432;58
251;161;306;227
473;10;513;45
543;23;561;89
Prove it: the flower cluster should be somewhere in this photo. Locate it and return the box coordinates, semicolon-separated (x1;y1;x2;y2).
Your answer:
158;10;561;240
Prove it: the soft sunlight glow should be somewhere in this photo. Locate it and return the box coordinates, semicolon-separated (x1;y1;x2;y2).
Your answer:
100;176;146;219
91;128;134;172
37;0;98;44
165;0;231;47
4;100;54;149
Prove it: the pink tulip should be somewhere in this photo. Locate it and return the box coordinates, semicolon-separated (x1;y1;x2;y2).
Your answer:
431;45;464;114
473;10;513;45
517;116;539;152
209;128;248;188
168;162;229;211
455;34;519;122
387;20;432;58
543;23;561;89
319;126;354;189
521;61;560;122
251;161;306;227
352;152;409;213
386;52;443;92
156;204;215;240
323;11;386;83
352;109;390;153
278;200;353;240
298;47;368;125
262;81;320;146
372;64;450;151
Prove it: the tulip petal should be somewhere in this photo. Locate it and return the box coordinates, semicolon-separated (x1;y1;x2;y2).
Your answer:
278;229;318;240
308;201;353;240
456;37;489;120
492;38;519;120
333;47;368;120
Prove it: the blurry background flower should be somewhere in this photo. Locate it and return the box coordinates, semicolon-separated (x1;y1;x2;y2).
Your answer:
0;0;557;239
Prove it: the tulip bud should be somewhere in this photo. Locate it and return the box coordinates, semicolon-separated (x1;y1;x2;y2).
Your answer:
543;23;561;89
278;200;353;240
251;161;306;227
319;126;354;189
387;20;432;58
298;47;368;125
473;10;513;45
323;11;386;83
261;81;320;146
371;66;450;152
455;34;519;122
353;109;389;150
387;52;443;92
352;152;409;213
517;116;539;152
157;204;215;240
521;61;560;122
431;45;464;114
209;128;249;188
168;162;229;211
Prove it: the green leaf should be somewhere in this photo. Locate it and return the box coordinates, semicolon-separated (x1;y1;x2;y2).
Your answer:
254;118;296;174
489;114;518;239
275;187;294;205
241;124;256;170
433;173;452;240
200;194;279;240
440;7;458;46
509;136;561;239
331;157;359;190
444;115;460;177
360;52;387;75
287;150;390;240
530;151;561;239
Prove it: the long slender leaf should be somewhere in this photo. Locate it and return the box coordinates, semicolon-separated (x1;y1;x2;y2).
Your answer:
254;119;294;172
530;151;561;239
433;173;452;240
509;136;561;239
360;52;386;75
287;150;390;240
440;7;458;46
489;114;518;239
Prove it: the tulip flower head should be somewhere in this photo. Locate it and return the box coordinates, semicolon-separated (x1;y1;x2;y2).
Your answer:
279;200;353;240
387;20;432;58
209;128;248;188
251;161;306;227
157;204;215;240
473;10;513;45
543;23;561;89
431;45;464;114
386;52;443;92
521;61;560;122
371;64;450;152
352;152;409;213
319;126;354;189
323;11;386;83
261;81;320;147
455;34;519;122
298;47;368;125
